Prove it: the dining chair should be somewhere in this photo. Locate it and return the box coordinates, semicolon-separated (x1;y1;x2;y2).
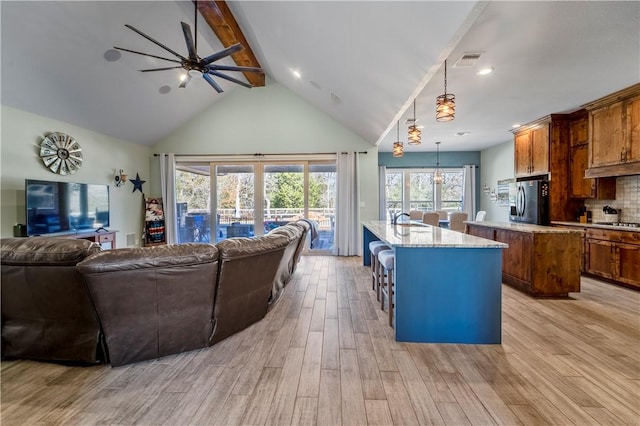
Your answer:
449;212;468;232
435;210;449;220
422;212;440;226
409;210;424;220
475;210;487;221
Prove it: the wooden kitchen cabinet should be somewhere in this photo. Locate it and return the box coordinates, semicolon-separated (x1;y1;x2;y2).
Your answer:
570;143;616;199
512;114;581;221
467;223;581;297
584;83;640;177
569;113;588;146
514;122;549;177
585;227;640;289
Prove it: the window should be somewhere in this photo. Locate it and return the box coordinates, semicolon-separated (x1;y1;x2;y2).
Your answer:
174;157;336;253
385;168;463;221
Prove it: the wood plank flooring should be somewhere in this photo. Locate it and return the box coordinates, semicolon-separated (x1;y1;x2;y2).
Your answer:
2;256;639;425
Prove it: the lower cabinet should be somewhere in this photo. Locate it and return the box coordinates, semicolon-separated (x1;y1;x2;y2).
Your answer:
467;224;581;297
585;229;640;289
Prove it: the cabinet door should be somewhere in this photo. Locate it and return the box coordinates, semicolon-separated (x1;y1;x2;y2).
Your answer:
615;243;640;289
514;131;531;177
585;238;615;279
570;116;588;147
530;124;550;175
495;230;531;283
590;102;625;167
570;145;591;198
626;95;640;163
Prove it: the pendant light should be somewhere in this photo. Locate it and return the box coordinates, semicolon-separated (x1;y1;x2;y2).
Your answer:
392;120;404;157
436;59;455;122
434;141;443;184
408;99;421;145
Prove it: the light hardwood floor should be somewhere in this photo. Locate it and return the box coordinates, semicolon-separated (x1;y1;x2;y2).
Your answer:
1;256;639;425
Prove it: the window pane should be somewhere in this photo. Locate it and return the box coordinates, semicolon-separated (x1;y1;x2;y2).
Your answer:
410;171;434;211
385;172;403;220
441;171;463;211
309;162;336;252
176;167;211;243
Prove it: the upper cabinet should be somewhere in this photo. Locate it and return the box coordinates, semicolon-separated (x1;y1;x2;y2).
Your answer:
513;120;549;178
512;115;581;221
569;111;616;199
584;83;640;178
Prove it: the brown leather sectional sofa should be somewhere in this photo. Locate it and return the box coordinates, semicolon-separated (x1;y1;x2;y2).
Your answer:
1;221;309;367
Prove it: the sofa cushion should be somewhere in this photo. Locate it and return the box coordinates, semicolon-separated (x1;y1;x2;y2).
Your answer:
77;243;219;367
213;233;289;344
1;237;104;364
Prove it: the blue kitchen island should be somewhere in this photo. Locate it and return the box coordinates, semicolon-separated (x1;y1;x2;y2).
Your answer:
363;220;508;344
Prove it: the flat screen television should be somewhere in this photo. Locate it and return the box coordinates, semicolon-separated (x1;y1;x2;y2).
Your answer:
25;179;110;236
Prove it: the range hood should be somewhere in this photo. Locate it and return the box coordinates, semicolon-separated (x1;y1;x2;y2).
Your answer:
585;162;640;178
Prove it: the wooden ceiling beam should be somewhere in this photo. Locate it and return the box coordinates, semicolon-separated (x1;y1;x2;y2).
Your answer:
197;0;265;88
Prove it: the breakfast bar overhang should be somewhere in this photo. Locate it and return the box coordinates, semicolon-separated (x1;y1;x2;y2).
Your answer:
363;221;508;344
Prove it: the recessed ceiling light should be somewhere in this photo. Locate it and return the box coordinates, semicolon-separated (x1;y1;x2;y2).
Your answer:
455;131;470;136
159;85;171;95
512;123;521;128
476;67;494;75
291;69;301;79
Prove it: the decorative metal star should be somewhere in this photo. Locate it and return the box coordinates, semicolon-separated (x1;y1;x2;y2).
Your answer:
130;173;146;193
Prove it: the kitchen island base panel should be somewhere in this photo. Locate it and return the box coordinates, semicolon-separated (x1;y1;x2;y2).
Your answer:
394;246;502;344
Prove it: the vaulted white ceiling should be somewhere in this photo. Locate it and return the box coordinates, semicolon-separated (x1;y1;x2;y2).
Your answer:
2;1;638;152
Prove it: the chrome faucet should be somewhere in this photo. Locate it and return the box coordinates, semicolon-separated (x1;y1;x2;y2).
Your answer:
392;212;410;225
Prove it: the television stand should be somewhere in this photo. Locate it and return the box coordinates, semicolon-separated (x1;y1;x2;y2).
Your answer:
71;230;117;250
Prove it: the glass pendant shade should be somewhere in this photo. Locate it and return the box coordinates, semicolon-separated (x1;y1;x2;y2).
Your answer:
392;120;404;157
393;141;404;157
436;94;455;122
434;141;443;183
407;125;421;145
407;99;421;145
434;169;443;184
436;59;455;122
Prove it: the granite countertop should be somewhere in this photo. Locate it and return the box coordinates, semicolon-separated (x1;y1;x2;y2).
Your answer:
362;221;507;248
552;221;640;232
465;221;584;234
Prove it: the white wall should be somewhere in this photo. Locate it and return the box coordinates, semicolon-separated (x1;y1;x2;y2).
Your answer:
479;140;514;222
152;81;379;222
1;106;153;247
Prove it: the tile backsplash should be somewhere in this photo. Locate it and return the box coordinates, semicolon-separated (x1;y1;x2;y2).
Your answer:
584;175;639;223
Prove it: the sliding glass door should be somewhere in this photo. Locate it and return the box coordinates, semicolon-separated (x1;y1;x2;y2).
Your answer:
176;157;336;252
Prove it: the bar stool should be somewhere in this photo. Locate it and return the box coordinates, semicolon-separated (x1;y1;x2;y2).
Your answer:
378;249;395;327
369;241;390;300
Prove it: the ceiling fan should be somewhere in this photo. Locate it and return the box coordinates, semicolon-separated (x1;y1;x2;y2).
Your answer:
114;1;263;93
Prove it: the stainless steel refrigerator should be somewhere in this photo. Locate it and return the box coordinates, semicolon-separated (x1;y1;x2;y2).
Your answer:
509;180;550;225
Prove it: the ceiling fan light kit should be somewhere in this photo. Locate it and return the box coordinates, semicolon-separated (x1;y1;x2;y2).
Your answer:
436;59;456;122
114;1;262;93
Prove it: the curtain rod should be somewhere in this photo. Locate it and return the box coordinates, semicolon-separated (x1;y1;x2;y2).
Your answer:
153;151;367;157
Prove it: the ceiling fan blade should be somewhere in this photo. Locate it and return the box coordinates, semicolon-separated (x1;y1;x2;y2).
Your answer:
208;70;252;89
180;22;197;60
209;64;263;73
201;43;243;65
203;73;224;93
124;24;187;61
179;74;192;89
114;46;182;64
139;66;184;72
